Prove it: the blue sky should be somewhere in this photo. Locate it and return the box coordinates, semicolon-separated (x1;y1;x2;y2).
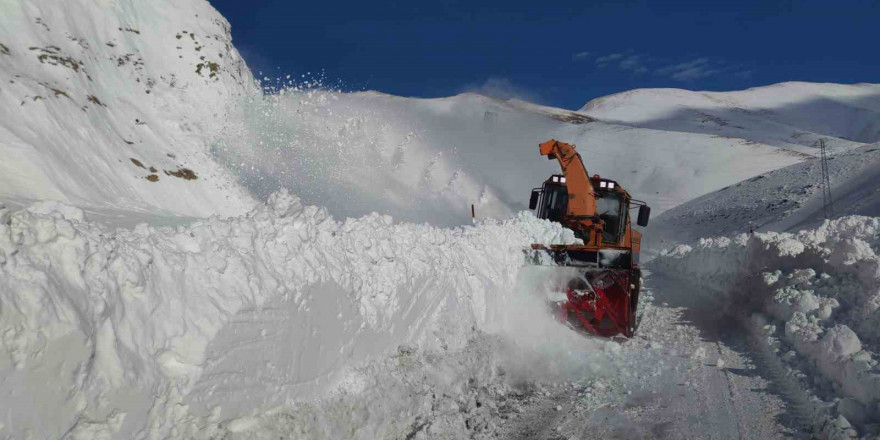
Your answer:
209;0;878;110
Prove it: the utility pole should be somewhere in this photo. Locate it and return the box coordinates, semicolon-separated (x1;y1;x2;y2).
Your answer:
819;139;835;219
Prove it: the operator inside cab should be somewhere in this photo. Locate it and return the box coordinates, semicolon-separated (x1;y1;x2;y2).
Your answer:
596;191;623;244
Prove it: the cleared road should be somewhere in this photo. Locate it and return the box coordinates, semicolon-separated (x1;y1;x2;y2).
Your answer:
501;271;800;440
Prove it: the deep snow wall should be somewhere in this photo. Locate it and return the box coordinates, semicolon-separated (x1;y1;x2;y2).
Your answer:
0;193;583;439
0;0;257;217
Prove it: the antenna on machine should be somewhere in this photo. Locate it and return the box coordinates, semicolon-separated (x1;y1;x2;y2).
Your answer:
819;138;835;219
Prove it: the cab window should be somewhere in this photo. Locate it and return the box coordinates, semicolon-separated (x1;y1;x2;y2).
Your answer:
538;184;568;224
596;192;624;244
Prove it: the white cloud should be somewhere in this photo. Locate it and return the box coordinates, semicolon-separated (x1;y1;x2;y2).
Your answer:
595;52;626;67
618;55;648;75
655;58;708;75
671;67;719;81
593;51;750;82
572;51;590;61
655;58;720;81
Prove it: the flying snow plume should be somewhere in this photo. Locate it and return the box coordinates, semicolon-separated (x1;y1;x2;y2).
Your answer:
484;265;612;383
210;82;531;227
209;77;821;229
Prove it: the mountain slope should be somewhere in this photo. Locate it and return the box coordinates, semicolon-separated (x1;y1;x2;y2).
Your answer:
649;143;880;246
580;82;880;156
213;89;802;225
0;0;256;217
3;5;878;227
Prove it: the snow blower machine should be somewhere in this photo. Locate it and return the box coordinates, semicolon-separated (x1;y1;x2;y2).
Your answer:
526;140;650;338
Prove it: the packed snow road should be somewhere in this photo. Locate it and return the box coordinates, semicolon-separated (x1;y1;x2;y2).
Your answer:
500;271;799;440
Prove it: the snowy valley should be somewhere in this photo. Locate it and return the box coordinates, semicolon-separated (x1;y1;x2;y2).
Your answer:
2;1;880;439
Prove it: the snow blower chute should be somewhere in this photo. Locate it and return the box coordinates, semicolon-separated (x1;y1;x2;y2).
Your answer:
526;140;650;337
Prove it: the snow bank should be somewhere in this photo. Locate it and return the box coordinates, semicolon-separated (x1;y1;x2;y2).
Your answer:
651;216;880;432
0;193;588;439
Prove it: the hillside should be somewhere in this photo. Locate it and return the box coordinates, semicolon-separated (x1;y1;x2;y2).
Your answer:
212;89;802;226
650;143;880;246
3;1;839;227
2;2;877;227
0;0;256;218
580;82;880;156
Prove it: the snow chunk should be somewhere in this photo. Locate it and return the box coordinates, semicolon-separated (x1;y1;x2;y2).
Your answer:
820;326;862;359
25;200;85;223
830;238;876;266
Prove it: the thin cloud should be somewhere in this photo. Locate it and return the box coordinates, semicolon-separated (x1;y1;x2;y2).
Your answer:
672;66;720;81
618;54;648;75
572;51;590;61
655;58;720;81
595;52;626;67
655;58;707;75
593;51;752;82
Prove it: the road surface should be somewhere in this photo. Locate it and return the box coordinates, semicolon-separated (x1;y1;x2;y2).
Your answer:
500;272;803;440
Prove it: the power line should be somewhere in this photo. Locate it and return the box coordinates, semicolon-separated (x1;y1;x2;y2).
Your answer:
819;139;834;219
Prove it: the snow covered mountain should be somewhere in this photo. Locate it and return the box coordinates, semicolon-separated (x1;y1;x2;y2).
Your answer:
2;1;880;439
2;1;876;227
651;143;880;245
213;89;803;225
580;82;880;155
0;0;829;227
0;0;256;218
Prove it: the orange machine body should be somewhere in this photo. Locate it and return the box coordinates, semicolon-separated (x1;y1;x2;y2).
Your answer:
528;140;650;337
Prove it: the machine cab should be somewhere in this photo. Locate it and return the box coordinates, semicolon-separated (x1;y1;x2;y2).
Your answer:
530;174;568;224
529;174;649;246
593;177;626;245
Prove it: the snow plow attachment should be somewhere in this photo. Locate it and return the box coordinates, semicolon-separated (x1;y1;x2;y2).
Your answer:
557;269;638;338
526;246;640;338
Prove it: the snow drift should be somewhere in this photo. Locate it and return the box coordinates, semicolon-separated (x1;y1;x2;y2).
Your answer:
0;192;603;439
651;217;880;431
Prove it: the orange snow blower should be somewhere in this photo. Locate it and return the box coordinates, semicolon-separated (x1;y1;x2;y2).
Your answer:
526;140;650;337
